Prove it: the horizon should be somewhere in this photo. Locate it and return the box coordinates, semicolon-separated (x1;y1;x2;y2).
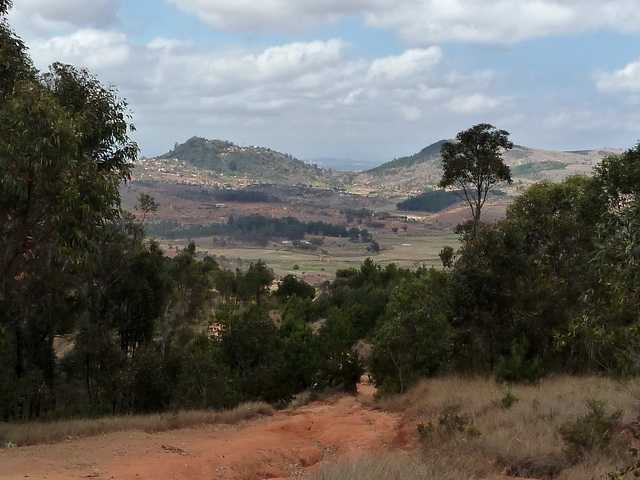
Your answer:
147;134;624;171
9;0;640;166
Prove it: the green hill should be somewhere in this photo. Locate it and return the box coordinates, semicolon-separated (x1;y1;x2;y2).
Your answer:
158;137;335;185
366;140;449;175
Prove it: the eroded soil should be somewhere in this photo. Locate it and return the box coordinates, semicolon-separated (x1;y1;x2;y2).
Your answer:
0;386;408;480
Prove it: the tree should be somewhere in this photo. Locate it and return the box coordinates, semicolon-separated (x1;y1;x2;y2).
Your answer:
135;193;159;223
369;273;452;394
241;260;274;305
0;3;138;419
440;124;513;237
276;274;315;302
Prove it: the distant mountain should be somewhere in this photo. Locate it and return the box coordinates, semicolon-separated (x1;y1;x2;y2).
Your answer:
156;137;339;186
133;136;620;197
352;140;620;196
366;140;449;175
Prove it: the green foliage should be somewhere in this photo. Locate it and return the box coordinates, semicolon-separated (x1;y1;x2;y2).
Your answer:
499;390;519;410
242;260;274;305
175;335;238;410
218;306;295;403
495;338;544;383
440;123;513;236
277;275;315;302
439;246;455;269
135;193;159;222
369;271;452;394
314;309;364;393
175;186;276;204
158;136;329;184
2;16;640;430
0;0;12;16
397;190;463;212
146;215;373;245
559;400;622;463
449;176;606;377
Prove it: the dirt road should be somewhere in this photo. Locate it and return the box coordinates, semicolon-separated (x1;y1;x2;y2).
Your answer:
0;388;407;480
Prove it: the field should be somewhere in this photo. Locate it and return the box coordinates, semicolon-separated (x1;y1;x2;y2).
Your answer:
161;229;458;282
122;180;511;283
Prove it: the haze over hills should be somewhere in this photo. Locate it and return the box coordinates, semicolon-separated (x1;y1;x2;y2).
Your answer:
135;135;621;198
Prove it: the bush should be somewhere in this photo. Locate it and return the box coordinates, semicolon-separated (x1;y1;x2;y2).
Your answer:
369;273;452;394
495;338;543;383
559;400;622;463
417;404;480;443
438;405;474;435
276;274;315;301
499;390;519;410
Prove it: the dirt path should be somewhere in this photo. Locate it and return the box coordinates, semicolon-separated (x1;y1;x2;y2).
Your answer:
0;387;408;480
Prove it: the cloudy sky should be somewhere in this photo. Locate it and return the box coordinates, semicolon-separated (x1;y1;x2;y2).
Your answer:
8;0;640;166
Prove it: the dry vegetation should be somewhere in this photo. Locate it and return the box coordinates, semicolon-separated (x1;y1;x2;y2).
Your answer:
0;401;273;448
317;376;640;480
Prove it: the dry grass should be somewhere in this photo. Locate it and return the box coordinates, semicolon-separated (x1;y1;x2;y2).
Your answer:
0;401;273;448
337;376;640;479
310;453;482;480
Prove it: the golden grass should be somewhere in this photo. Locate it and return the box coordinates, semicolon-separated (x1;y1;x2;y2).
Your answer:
329;375;640;479
310;453;481;480
0;401;273;448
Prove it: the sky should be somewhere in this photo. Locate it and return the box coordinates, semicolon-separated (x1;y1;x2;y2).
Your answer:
7;0;640;167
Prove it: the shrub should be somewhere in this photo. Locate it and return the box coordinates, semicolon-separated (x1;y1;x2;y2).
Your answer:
495;338;543;383
369;273;452;394
559;400;622;463
438;405;473;435
499;390;519;410
417;404;480;442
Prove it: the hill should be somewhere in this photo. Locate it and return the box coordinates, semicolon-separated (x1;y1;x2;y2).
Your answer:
353;141;620;196
366;140;449;175
144;137;342;187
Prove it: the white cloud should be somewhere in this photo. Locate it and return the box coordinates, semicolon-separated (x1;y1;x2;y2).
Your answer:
21;22;511;159
168;0;372;31
30;30;131;70
168;0;640;44
9;0;121;33
447;94;502;114
597;58;640;93
367;47;442;82
399;105;422;121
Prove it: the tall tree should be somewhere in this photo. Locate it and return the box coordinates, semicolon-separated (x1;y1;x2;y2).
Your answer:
0;2;138;418
439;124;513;237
